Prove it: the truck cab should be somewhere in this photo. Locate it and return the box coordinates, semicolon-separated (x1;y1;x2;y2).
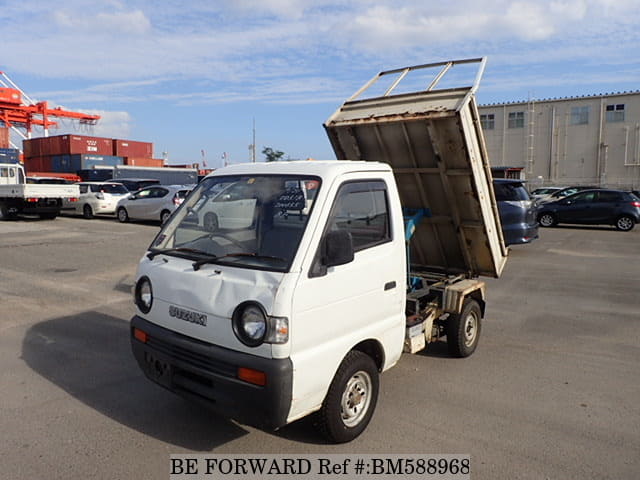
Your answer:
131;161;406;442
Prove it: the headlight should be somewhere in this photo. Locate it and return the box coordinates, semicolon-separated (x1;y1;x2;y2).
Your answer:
135;276;153;314
232;302;289;347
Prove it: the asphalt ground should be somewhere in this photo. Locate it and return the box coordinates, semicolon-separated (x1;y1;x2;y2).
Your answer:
1;215;639;479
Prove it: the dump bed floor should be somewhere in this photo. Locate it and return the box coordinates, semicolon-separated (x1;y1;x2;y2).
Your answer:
324;60;507;278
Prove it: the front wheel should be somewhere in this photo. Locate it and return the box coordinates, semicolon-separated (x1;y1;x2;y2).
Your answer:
317;350;379;443
83;204;94;219
447;298;482;358
117;207;129;223
538;212;557;227
615;215;635;231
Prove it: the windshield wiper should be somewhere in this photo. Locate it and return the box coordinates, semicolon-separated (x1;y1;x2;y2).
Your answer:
147;247;212;260
192;252;286;271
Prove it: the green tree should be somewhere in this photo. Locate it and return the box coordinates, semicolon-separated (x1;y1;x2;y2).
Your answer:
262;147;285;162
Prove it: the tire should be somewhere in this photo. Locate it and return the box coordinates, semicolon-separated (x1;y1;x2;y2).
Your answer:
447;298;482;358
0;203;8;221
615;215;635;231
117;207;129;223
203;212;219;232
160;210;171;224
538;212;557;227
317;350;379;443
83;204;94;219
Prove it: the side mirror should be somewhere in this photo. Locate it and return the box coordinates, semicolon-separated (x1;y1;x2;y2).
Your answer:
323;230;354;268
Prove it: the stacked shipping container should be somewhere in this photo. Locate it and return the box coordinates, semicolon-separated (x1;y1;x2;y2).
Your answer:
22;134;156;174
0;148;20;163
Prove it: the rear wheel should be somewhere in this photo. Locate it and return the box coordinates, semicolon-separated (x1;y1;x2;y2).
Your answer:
317;350;379;443
0;203;8;220
538;212;557;227
160;210;171;224
204;212;219;232
117;207;129;223
615;215;635;231
83;204;94;219
447;298;482;358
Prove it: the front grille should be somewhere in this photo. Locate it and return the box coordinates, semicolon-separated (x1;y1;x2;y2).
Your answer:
146;333;236;378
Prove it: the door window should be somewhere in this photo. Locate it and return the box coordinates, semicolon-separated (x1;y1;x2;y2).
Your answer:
325;180;391;252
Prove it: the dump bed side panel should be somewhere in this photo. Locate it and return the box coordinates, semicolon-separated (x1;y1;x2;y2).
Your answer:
324;60;507;278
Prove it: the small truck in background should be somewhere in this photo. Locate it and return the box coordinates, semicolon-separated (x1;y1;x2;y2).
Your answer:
0;162;79;220
128;58;508;443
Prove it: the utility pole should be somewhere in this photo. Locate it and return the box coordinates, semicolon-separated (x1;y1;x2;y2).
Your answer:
248;117;256;162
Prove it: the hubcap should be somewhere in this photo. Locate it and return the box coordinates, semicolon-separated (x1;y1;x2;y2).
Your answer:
540;214;553;226
618;217;632;230
340;370;372;427
463;311;478;347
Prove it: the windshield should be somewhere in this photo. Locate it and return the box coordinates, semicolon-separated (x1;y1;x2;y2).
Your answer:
150;174;321;272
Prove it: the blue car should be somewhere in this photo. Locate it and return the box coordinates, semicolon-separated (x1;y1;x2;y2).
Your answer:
493;179;539;246
537;189;640;231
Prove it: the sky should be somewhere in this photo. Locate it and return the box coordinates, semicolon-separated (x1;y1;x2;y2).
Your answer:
1;0;639;169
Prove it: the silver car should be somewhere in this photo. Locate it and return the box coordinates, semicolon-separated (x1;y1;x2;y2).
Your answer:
116;184;194;224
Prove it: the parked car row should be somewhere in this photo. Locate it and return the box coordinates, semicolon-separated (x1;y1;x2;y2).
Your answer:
62;180;194;224
50;174;640;234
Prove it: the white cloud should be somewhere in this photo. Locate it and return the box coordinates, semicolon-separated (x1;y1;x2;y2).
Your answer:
82;110;133;139
1;0;639;107
52;8;150;34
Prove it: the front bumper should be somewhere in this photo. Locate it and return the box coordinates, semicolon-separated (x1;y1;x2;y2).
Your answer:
130;315;293;430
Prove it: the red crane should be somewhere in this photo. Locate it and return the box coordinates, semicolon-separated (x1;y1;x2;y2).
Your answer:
0;71;100;145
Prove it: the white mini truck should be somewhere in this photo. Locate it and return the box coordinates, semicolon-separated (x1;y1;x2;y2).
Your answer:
130;58;507;443
0;163;79;219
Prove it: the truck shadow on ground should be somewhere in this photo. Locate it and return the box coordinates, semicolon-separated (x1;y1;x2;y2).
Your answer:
21;311;250;451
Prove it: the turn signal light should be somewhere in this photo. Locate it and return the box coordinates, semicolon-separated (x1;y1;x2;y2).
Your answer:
133;328;148;343
237;367;266;386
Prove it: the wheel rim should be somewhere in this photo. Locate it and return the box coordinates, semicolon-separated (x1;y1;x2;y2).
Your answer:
204;214;218;231
84;205;92;216
340;370;372;427
618;217;633;230
540;214;553;227
463;310;479;347
118;209;127;221
162;212;170;223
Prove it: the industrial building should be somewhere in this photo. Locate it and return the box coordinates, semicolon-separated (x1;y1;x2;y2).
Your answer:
478;91;640;190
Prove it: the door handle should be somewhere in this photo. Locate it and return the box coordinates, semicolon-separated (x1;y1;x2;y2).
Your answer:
384;281;396;291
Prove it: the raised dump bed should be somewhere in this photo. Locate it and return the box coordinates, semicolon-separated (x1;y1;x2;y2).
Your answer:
324;57;507;278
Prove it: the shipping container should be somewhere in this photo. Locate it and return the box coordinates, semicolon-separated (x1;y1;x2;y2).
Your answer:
23;134;113;157
0;87;22;105
23;156;53;173
0;148;21;163
111;165;198;185
51;154;123;173
0;127;10;149
113;139;153;158
123;157;164;167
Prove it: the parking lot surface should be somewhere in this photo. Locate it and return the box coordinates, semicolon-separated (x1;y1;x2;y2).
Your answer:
1;217;639;479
